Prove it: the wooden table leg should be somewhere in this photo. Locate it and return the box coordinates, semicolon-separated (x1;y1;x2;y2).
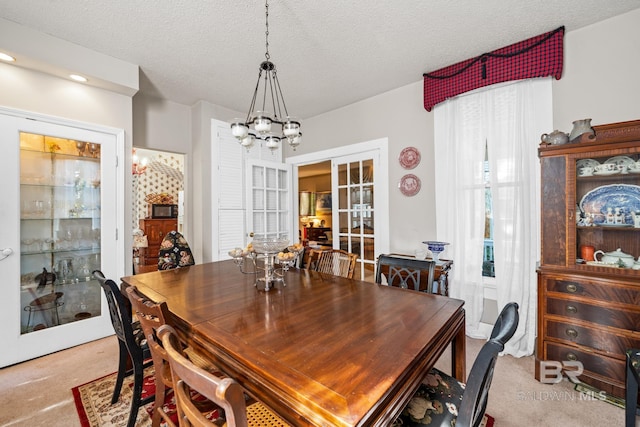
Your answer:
451;313;466;382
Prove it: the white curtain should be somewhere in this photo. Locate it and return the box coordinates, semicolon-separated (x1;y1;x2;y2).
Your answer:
434;78;551;357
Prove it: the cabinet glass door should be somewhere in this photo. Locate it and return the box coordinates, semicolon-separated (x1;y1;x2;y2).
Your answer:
575;153;640;267
0;114;117;367
20;133;102;334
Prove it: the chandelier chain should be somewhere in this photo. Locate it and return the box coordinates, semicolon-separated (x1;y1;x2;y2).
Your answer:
264;0;270;61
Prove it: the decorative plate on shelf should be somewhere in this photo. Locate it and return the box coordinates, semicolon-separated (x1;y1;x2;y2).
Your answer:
399;174;421;197
604;156;635;167
579;184;640;225
399;147;421;170
576;159;600;169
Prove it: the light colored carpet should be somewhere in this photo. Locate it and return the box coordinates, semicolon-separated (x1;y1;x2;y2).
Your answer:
0;335;632;426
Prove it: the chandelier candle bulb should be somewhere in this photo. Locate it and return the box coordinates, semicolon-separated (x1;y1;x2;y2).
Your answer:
241;135;255;148
266;136;280;150
254;113;272;133
283;119;300;137
231;121;249;138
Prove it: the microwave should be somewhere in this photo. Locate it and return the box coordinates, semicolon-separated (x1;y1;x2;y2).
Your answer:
149;204;178;219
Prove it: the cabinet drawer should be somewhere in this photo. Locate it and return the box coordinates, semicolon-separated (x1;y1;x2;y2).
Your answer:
546;297;640;330
545;319;640;356
545;277;640;305
545;341;625;384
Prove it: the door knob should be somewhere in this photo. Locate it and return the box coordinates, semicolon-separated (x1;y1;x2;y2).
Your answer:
0;248;14;261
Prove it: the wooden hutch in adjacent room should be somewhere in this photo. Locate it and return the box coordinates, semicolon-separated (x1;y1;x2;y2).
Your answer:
536;119;640;400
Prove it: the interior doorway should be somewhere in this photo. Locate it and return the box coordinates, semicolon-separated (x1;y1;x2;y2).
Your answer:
298;160;332;246
287;138;390;283
131;148;185;273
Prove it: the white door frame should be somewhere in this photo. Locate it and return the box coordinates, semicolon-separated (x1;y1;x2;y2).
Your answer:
286;138;390;260
0;106;125;367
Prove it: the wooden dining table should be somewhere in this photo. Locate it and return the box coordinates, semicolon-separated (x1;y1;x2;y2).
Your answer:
121;260;465;427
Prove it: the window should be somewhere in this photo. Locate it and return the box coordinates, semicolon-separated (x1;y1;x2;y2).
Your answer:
483;142;495;277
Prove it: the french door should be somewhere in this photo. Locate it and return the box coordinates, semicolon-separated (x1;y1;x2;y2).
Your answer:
332;151;386;281
246;159;292;241
0;112;119;367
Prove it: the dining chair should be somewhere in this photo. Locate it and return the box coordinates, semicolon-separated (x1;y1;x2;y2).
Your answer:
125;285;177;427
158;230;195;270
374;254;437;293
93;270;153;427
157;324;290;427
394;302;520;427
307;248;358;279
126;285;221;427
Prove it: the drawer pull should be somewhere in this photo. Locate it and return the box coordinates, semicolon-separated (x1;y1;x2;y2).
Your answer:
566;328;578;338
566;352;578;361
566;305;578;314
565;284;577;293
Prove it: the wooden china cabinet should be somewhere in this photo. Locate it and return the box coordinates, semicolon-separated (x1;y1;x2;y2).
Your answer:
536;119;640;400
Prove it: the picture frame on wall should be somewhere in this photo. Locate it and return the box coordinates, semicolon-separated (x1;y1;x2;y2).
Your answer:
316;191;332;213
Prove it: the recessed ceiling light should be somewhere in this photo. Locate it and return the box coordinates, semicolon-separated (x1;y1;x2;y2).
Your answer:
0;52;16;62
69;74;88;82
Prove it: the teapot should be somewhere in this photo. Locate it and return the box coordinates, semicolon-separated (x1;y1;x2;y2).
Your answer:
541;130;569;145
593;248;634;268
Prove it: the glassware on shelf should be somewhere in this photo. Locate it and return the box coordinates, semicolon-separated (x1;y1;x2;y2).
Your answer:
75;141;86;156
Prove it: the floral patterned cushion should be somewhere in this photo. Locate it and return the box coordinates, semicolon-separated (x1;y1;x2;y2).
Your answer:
158;231;195;270
392;367;465;426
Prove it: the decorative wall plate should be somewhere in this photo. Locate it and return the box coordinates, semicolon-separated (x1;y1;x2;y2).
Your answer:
579;184;640;225
399;147;421;170
399;174;421;197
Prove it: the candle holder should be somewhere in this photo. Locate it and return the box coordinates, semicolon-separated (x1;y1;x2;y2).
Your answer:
230;238;303;291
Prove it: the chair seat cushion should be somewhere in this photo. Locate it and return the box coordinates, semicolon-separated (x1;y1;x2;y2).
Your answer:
393;368;465;426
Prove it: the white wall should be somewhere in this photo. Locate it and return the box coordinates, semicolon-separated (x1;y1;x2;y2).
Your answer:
0;62;134;275
56;6;636;268
295;8;640;256
299;82;434;254
132;95;242;264
553;8;640;128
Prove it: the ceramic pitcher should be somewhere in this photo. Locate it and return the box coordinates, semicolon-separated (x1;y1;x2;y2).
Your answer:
569;119;595;142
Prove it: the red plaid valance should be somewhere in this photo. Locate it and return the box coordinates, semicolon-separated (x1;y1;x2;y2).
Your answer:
423;26;564;111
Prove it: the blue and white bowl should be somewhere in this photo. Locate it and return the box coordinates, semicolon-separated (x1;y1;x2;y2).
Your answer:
423;241;449;262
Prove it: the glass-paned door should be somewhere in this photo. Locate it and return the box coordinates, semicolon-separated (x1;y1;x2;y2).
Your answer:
0;114;117;367
333;154;378;281
246;160;291;241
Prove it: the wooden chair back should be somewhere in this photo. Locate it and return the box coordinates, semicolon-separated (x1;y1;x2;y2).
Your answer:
308;249;358;279
158;324;254;427
375;254;436;293
126;286;176;427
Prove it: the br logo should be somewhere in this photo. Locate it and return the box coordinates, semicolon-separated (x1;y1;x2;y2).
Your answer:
540;360;583;384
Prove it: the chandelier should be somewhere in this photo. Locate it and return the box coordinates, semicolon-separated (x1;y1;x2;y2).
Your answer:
230;0;301;151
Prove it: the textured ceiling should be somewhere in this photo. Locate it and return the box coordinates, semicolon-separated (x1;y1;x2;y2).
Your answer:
1;0;639;119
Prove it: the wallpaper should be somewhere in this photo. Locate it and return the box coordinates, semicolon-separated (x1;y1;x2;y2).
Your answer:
131;149;184;232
